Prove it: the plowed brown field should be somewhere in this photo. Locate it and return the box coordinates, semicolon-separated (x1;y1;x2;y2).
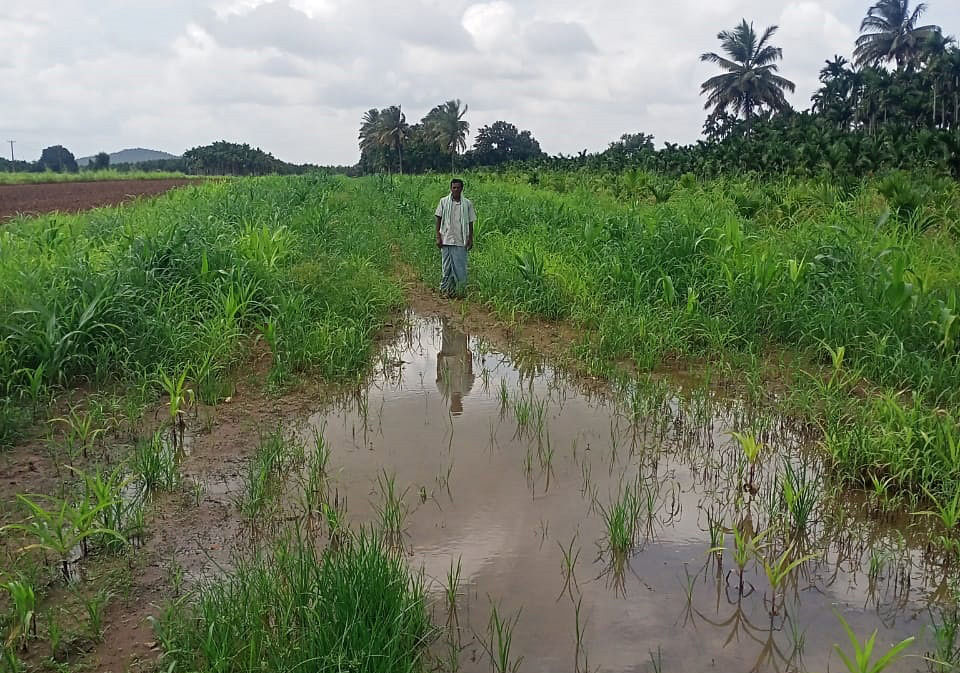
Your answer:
0;178;194;219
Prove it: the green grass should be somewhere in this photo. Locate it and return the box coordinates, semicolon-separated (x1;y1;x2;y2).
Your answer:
372;171;960;507
0;175;403;445
155;528;433;673
2;169;959;510
0;170;193;185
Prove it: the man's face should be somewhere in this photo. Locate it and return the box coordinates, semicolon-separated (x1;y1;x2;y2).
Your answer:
450;182;463;200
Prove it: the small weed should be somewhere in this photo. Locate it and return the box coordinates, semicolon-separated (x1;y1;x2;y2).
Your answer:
730;431;763;494
481;601;523;673
832;610;914;673
133;430;180;493
599;482;641;558
445;556;462;623
375;470;411;549
1;577;37;650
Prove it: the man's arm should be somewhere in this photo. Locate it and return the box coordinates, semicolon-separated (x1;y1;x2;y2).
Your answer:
466;220;474;251
435;214;443;248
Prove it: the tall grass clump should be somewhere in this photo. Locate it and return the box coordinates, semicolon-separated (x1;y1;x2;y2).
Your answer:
0;175;402;445
155;528;433;673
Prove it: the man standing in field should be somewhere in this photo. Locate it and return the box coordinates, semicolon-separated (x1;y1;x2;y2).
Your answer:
434;178;476;298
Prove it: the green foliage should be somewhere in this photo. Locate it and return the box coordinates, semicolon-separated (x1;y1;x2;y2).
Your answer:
1;578;36;650
182;140;315;176
90;152;110;171
1;490;126;580
155;529;432;673
0;170;191;185
0;175;402;442
133;431;181;493
357;104;543;175
380;172;960;503
832;610;914;673
37;145;78;173
699;20;795;122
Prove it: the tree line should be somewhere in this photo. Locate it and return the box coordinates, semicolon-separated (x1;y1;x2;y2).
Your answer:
356;0;960;178
354;101;544;175
0;142;321;176
548;0;960;177
0;145;85;174
7;1;958;180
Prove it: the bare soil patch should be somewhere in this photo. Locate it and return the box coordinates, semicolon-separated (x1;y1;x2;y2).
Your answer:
0;179;194;220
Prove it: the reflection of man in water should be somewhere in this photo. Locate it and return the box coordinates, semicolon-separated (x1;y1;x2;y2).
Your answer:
436;320;474;415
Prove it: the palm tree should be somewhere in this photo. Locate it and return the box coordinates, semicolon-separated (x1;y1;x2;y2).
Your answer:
358;108;381;153
854;0;942;71
813;55;860;129
820;55;850;83
358;108;388;172
378;105;409;174
426;99;470;172
700;20;796;125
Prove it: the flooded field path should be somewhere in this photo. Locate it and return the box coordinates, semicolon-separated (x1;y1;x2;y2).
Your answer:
239;311;945;673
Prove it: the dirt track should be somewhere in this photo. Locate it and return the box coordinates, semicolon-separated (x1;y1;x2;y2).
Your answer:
0;179;194;220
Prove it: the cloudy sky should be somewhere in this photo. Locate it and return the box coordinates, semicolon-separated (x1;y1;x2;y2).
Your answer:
3;0;959;165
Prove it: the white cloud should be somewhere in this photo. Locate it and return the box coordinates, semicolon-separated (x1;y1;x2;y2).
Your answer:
2;0;959;164
462;1;519;51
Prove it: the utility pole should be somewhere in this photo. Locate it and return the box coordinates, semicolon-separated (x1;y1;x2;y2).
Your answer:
7;140;14;161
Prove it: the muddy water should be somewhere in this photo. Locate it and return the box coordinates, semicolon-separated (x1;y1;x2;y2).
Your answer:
295;314;945;672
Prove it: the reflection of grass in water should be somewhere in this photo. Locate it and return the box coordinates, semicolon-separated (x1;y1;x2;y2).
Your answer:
928;598;960;672
648;645;664;673
155;528;433;672
573;596;591;673
510;392;548;440
558;534;581;601
730;431;763;494
757;543;819;616
532;397;547;440
512;396;531;435
498;379;510;412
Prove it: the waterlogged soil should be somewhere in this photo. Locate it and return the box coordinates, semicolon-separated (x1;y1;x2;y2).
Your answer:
282;314;941;673
3;304;953;673
0;179;194;220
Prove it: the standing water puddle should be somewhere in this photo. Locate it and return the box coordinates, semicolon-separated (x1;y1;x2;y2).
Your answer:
290;313;947;672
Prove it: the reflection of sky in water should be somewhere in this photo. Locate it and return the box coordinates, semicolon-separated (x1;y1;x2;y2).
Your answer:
306;312;949;673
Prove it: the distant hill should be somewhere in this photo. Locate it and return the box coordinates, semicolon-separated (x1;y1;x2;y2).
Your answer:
77;148;179;166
